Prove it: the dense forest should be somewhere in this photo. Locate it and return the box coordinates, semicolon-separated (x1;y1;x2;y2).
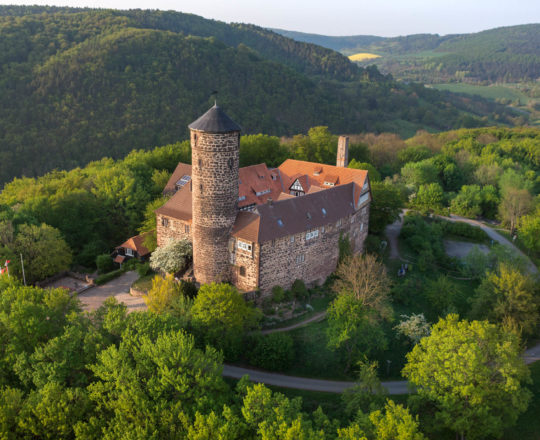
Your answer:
0;6;521;184
0;124;539;439
275;24;540;84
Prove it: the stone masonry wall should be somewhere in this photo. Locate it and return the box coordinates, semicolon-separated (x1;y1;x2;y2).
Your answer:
156;214;192;247
230;240;260;292
257;199;370;295
191;130;239;285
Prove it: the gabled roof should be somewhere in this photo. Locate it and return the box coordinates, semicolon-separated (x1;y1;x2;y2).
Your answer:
233;183;356;243
155;184;192;222
278;159;368;205
116;232;153;256
279;159;367;188
188;104;242;133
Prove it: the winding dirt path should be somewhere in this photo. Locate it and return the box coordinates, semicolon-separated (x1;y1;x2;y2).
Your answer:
260;311;327;335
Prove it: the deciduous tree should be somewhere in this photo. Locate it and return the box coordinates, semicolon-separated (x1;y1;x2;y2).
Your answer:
333;254;392;319
403;314;531;440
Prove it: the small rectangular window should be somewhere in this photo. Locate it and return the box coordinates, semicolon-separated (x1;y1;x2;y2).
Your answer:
321;226;325;234
125;248;134;257
239;266;246;277
360;223;364;232
296;254;305;264
185;224;190;234
161;217;169;227
336;219;342;227
290;235;295;243
306;229;319;240
237;240;252;252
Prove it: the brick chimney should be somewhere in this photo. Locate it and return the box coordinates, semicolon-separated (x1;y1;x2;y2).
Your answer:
337;135;349;168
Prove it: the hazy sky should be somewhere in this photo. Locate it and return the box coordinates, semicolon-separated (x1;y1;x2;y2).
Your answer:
3;0;540;36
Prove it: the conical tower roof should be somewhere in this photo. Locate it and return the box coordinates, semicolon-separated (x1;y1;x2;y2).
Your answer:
188;104;242;133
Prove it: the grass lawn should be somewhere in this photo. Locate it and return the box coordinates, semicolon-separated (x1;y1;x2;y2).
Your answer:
131;272;156;293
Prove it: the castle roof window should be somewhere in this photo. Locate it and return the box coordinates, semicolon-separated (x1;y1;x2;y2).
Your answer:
188;104;242;133
175;175;191;190
277;219;284;227
313;166;322;175
162;163;192;195
321;207;327;216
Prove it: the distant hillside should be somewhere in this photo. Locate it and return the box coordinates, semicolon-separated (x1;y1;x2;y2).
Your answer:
271;28;383;52
274;24;540;84
0;6;520;184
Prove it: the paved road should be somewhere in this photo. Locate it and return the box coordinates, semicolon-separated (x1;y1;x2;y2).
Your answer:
77;271;146;312
260;312;327;335
222;364;410;394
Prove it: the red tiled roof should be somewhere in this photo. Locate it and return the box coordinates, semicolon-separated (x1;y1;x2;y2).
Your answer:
158;159;370;243
116;232;153;257
278;159;368;205
238;164;283;208
114;255;126;264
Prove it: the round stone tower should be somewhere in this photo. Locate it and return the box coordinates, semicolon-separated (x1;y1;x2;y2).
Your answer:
188;104;241;285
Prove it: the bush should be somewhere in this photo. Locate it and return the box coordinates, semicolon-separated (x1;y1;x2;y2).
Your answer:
435;219;489;242
262;297;274;315
365;234;383;255
96;254;114;274
248;333;294;371
136;262;151;277
291;279;308;300
179;280;198;299
95;268;124;285
271;286;286;303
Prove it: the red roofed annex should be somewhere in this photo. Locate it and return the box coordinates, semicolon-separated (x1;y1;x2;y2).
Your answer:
155;104;371;294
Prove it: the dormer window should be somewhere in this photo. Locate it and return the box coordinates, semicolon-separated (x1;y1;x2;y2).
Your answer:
277;219;284;227
324;181;335;187
313;166;322;176
238;195;246;202
256;189;271;197
271;174;277;181
321;208;327;216
175;175;191;190
306;212;312;220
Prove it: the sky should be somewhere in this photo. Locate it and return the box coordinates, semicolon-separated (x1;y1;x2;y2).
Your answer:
3;0;540;36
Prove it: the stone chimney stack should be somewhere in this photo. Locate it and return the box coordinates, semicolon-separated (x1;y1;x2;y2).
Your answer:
337;136;349;168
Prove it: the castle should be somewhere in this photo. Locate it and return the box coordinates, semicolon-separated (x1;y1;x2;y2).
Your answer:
156;104;371;294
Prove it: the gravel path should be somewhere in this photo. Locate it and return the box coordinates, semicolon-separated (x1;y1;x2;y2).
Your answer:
222;364;410;394
385;213;404;260
77;271;146;312
260;311;327;335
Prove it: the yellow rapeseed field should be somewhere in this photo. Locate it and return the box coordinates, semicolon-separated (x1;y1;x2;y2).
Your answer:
348;53;381;61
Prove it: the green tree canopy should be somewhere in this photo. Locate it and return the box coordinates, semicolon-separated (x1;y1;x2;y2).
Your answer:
403;314;531;440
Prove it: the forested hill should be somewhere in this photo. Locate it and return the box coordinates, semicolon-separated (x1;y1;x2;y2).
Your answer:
274;24;540;83
0;6;519;184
